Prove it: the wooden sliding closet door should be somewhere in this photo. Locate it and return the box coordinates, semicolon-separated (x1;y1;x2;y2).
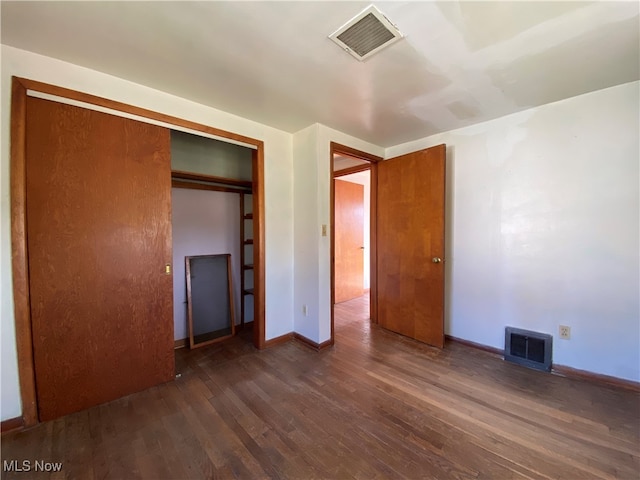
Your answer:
26;97;174;421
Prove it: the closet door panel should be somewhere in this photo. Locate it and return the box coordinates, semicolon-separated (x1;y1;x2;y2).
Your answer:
26;97;174;421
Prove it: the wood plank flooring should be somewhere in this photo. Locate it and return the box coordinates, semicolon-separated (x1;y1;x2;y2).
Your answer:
2;295;639;479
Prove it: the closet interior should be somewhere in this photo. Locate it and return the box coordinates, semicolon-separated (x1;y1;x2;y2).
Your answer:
170;130;255;348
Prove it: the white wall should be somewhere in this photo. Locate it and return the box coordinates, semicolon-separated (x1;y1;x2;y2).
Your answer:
338;171;371;290
292;125;321;342
292;124;384;344
171;188;241;340
386;81;640;382
0;46;294;420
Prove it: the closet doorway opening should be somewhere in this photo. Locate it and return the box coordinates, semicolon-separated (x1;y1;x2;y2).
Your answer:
330;143;382;343
170;130;257;350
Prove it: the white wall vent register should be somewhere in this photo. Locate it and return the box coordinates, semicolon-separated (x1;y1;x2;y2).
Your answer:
504;327;553;372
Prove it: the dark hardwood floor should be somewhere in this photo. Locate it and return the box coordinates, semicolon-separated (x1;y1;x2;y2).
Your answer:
2;295;639;479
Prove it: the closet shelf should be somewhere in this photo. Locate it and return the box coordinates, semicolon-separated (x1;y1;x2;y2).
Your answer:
171;170;252;188
243;264;254;270
244;213;253;220
244;239;254;245
243;288;254;295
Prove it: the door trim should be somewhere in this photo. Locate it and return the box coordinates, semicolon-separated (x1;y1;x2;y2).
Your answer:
10;77;267;427
330;142;382;345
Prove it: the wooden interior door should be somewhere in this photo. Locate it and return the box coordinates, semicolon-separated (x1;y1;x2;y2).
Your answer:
377;145;446;347
334;179;365;303
26;97;175;421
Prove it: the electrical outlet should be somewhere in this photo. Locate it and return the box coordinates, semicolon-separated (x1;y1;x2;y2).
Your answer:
302;305;308;316
321;225;327;237
559;325;571;340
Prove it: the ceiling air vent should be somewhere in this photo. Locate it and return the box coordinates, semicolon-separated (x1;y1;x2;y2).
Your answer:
329;5;403;61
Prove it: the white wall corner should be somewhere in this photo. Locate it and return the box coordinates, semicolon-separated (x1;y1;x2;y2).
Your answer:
384;81;640;382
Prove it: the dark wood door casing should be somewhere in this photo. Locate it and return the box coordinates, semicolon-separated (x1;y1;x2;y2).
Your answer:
26;97;175;421
330;143;382;345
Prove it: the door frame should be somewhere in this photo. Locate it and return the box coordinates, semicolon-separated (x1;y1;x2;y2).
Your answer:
330;142;382;344
10;77;266;427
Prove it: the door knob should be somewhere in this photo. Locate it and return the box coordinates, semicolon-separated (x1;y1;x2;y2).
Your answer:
432;257;442;263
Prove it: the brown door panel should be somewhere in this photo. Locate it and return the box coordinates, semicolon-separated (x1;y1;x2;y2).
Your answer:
26;97;174;421
335;179;365;303
377;145;446;348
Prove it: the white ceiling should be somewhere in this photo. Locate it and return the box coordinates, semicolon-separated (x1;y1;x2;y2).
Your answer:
334;155;370;171
2;1;638;147
338;170;371;186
